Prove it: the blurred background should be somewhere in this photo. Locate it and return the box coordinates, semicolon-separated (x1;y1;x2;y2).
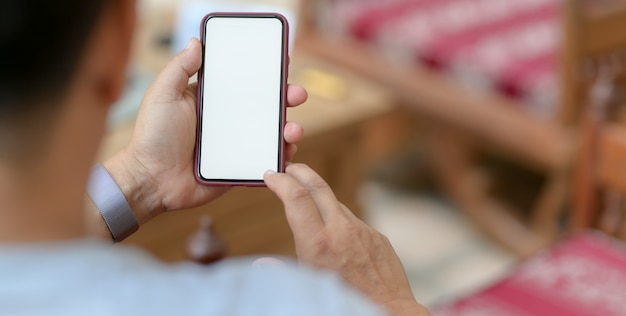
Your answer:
98;0;626;314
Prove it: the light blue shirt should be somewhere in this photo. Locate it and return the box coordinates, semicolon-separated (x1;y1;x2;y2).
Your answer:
0;240;385;316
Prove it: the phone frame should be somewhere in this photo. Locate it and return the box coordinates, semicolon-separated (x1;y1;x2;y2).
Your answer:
194;12;289;187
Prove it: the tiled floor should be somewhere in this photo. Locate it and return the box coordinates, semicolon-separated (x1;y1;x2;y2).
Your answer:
360;182;517;309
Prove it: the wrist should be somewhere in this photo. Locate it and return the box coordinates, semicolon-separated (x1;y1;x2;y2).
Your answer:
102;148;164;225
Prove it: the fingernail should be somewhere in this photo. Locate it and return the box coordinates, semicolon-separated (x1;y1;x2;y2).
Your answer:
185;38;195;50
264;170;276;177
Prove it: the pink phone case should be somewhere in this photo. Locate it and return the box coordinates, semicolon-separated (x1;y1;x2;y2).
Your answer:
194;12;289;187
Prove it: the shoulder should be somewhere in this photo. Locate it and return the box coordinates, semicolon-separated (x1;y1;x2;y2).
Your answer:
0;241;386;316
102;246;387;316
152;258;385;316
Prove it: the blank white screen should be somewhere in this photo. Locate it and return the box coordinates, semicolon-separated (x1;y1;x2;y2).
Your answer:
199;16;284;181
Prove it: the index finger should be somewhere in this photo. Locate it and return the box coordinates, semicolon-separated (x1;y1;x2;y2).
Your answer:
285;164;341;221
264;170;325;242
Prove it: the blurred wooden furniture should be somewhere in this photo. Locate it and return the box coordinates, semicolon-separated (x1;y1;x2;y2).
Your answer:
296;0;626;255
432;231;626;315
572;60;626;240
432;48;626;316
98;56;393;262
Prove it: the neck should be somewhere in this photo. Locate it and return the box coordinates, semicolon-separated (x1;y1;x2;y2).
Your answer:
0;92;107;243
0;167;86;242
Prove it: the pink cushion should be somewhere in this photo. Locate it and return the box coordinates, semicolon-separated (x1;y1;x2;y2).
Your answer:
325;0;561;119
433;232;626;315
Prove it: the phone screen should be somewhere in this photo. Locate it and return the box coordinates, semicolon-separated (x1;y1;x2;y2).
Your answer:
197;14;287;184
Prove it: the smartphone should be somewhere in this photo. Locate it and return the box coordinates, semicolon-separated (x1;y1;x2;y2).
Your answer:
195;13;289;186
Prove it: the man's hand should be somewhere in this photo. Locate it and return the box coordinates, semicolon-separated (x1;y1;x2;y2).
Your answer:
102;38;307;225
264;164;431;316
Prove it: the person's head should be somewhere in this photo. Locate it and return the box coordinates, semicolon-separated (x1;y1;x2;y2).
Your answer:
0;0;137;238
0;0;136;165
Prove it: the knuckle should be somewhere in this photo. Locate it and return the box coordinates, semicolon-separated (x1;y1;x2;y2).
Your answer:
344;222;362;236
302;232;332;258
286;163;306;173
380;233;392;245
288;186;311;201
307;178;330;193
312;233;330;250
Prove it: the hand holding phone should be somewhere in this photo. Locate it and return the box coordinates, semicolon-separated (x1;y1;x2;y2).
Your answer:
195;13;289;186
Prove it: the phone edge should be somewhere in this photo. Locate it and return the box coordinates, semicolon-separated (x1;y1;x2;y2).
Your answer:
193;12;290;187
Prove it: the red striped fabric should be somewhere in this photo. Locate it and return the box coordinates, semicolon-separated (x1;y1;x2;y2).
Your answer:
433;232;626;316
323;0;563;119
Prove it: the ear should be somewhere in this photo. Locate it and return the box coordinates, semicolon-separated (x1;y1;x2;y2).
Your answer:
87;0;137;107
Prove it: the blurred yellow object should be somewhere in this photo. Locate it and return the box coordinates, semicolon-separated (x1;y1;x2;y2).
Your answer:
295;67;349;101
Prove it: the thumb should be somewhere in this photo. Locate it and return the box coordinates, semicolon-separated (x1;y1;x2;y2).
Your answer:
151;38;202;100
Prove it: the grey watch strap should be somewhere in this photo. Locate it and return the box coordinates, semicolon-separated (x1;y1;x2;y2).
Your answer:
87;163;138;242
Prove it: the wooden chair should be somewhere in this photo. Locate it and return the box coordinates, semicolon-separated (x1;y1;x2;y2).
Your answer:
295;0;626;256
572;56;626;240
431;44;626;316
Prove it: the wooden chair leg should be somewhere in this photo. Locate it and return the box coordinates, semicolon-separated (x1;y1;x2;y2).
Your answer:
530;171;569;240
598;189;624;236
571;117;600;232
424;128;547;257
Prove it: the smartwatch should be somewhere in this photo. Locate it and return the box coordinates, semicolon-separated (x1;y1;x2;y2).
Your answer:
87;163;138;242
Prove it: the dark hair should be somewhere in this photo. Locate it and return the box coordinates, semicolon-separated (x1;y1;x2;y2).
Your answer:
0;1;109;160
0;0;108;112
